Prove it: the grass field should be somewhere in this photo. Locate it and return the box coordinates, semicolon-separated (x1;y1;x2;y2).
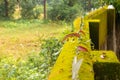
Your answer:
0;19;68;59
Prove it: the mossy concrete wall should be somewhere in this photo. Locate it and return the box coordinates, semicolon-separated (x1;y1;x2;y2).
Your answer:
85;6;116;51
85;6;107;50
48;6;119;80
107;9;116;53
116;13;120;59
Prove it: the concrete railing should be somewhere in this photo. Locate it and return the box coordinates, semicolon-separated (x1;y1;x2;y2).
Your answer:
48;5;119;80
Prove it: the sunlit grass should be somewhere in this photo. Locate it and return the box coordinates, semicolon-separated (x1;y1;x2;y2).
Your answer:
0;19;69;59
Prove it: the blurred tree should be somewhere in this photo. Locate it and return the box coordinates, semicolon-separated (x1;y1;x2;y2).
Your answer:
102;0;120;13
48;0;84;22
4;0;8;17
20;0;43;19
0;0;44;19
0;0;120;19
63;0;78;6
44;0;46;19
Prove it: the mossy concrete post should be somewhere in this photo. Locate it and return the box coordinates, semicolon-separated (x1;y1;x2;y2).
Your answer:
107;6;116;53
87;7;108;50
87;6;116;51
89;20;100;50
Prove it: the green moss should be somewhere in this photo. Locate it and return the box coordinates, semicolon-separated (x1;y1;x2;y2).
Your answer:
49;5;119;80
94;62;120;80
48;37;79;80
91;51;120;80
86;7;108;49
77;52;94;80
90;51;119;63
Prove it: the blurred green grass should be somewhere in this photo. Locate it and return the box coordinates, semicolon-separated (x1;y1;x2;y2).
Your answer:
0;19;70;59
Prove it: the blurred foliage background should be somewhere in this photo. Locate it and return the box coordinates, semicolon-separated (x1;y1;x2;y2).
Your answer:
0;0;120;80
0;0;120;21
